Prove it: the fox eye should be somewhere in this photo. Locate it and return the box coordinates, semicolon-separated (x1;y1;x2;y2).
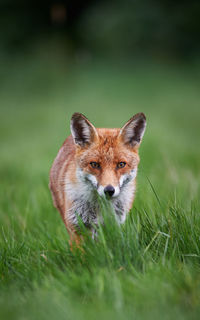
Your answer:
117;162;126;168
90;162;100;169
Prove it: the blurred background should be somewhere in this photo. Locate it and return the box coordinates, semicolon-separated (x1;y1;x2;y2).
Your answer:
1;0;200;201
1;0;200;59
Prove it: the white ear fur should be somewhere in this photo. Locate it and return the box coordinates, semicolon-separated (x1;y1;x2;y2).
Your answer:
70;113;98;147
120;113;146;147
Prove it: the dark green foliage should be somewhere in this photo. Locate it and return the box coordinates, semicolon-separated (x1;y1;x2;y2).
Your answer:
1;0;200;59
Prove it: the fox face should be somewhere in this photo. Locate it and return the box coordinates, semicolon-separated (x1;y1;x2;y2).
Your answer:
74;129;140;199
70;113;146;221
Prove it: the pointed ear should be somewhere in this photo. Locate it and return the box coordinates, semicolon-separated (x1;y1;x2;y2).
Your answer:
70;113;98;147
119;113;146;147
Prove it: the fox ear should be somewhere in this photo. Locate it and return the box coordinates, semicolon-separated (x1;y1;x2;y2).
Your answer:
120;113;146;147
70;113;98;147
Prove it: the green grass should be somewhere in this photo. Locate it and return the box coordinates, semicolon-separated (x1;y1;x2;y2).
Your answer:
1;46;200;319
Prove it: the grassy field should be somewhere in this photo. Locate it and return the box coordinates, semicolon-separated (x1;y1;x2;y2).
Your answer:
1;48;200;319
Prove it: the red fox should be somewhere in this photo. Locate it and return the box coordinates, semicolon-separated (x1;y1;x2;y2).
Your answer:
49;112;146;244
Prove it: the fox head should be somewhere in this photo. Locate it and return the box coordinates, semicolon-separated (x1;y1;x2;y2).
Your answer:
70;112;146;198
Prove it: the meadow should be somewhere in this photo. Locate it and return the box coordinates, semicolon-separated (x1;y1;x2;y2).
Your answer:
0;47;200;319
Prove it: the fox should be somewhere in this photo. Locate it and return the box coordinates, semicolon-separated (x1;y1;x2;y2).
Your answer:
49;112;146;244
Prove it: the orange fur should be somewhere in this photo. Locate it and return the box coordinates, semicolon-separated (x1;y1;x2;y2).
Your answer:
49;113;146;243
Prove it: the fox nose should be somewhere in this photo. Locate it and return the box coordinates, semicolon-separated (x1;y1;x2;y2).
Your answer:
104;185;115;197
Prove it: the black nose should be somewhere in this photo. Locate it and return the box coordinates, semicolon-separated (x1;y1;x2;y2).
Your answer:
104;185;115;197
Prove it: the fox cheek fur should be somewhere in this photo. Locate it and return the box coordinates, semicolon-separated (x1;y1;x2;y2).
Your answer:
49;112;146;241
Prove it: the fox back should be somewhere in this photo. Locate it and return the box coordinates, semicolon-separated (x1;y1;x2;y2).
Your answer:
49;113;146;241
